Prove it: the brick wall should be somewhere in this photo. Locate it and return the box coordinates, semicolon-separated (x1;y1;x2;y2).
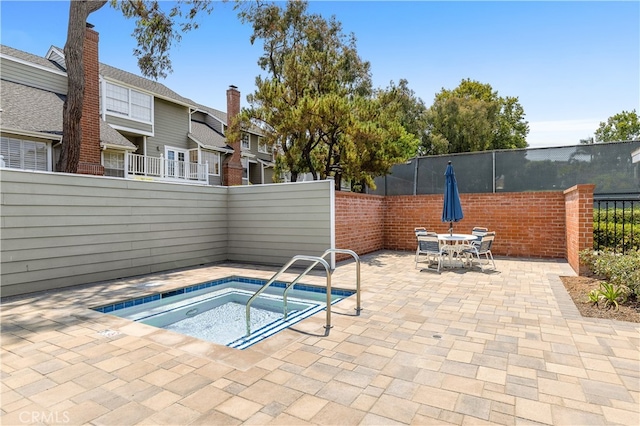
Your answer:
335;192;385;259
78;27;104;176
381;192;566;258
564;185;595;274
223;85;243;186
335;186;595;274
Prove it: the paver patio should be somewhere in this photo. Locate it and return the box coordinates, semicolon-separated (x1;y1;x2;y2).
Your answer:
1;251;638;425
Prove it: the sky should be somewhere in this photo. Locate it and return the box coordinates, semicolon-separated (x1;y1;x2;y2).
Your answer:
1;0;638;148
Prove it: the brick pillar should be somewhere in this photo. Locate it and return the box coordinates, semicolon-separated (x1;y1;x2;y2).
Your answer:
564;184;595;275
222;85;243;186
77;25;104;176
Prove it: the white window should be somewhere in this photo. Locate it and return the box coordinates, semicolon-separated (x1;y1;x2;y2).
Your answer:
258;138;271;154
165;146;188;178
241;133;250;150
200;150;220;176
105;83;128;116
105;82;152;122
130;90;152;121
241;157;249;181
0;137;50;171
103;151;125;177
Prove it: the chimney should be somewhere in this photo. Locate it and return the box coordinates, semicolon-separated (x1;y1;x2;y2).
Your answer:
77;23;104;176
222;85;243;186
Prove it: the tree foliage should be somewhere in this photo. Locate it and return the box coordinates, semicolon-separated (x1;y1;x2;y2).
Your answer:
57;0;215;173
594;109;640;143
236;0;420;190
422;79;528;155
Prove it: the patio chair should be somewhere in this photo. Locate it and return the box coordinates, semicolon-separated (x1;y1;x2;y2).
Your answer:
470;226;488;246
415;232;446;272
414;227;428;236
462;231;496;271
457;226;488;253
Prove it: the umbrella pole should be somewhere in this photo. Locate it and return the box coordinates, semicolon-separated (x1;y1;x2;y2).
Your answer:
450;221;453;235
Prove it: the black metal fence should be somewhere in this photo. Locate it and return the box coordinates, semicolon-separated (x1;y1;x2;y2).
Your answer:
594;194;640;253
371;140;640;196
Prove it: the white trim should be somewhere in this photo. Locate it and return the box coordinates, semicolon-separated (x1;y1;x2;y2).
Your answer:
188;108;195;133
187;134;234;154
192;107;227;126
0;53;67;77
100;143;137;152
199;150;221;176
100;77;106;121
106;123;154;137
241;133;250;151
101;149;126;177
45;46;65;59
104;81;153;124
165;146;189;158
329;179;336;269
258;137;272;154
44;46;66;68
164;146;189;180
101;77;155;100
104;110;155;128
0;136;52;172
256;158;275;167
101;76;195;109
0;127;62;141
241;157;250;183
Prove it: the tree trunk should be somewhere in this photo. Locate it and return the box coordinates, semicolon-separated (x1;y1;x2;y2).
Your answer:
56;0;106;173
334;173;342;191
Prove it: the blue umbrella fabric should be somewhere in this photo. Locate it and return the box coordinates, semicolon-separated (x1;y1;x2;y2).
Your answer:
442;161;464;235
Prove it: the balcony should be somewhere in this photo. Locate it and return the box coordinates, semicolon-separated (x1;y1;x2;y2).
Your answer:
125;153;209;185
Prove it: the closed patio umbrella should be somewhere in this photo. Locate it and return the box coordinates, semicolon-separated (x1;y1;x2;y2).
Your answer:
442;161;463;235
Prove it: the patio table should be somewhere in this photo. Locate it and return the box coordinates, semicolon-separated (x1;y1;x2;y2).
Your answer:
437;233;476;268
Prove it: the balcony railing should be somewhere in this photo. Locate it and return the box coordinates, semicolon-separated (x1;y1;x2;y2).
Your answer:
125;153;208;184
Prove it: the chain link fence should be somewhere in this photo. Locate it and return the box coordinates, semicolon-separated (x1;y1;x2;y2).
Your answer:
370;141;640;196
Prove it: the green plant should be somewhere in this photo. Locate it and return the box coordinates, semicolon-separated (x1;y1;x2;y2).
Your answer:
595;282;629;310
588;289;600;305
579;249;640;297
593;206;640;252
594;207;640;225
593;222;640;252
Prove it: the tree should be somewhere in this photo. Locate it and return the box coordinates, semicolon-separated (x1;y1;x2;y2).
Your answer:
594;110;640;142
57;0;215;173
344;87;420;191
422;79;528;155
237;0;420;190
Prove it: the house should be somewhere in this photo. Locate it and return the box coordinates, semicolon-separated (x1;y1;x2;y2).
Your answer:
0;25;274;186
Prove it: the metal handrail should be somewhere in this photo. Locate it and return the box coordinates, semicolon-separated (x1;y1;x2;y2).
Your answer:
245;255;331;336
245;248;362;336
282;248;361;316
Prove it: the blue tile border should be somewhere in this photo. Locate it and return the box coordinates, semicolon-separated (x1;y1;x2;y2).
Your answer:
92;275;355;313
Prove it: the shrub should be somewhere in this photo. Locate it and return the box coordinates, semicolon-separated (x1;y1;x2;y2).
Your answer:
593;222;640;252
594;207;640;222
579;249;640;297
593;207;640;252
595;282;629;310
